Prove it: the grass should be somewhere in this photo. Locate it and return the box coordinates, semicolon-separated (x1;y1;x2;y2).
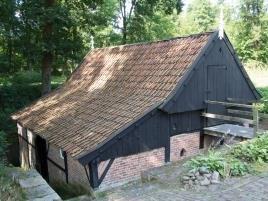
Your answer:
0;166;26;201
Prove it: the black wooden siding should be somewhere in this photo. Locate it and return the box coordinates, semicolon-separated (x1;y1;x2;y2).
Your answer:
162;39;257;114
96;109;203;161
170;110;201;136
97;110;169;161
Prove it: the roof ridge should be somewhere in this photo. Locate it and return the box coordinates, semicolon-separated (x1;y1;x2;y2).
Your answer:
92;30;217;51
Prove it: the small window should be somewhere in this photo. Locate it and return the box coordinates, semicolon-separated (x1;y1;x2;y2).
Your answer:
180;148;186;157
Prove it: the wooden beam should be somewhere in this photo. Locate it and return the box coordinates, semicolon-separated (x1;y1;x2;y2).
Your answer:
227;97;257;104
205;100;253;109
98;158;115;185
228;109;268;119
89;160;99;189
84;165;90;185
253;106;259;136
202;112;254;125
47;157;66;172
63;152;68;184
165;140;170;163
227;109;253;117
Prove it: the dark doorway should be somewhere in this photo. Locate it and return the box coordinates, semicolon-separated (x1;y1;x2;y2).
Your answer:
35;136;49;181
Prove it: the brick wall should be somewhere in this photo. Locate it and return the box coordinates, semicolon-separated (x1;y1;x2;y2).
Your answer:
98;132;200;189
170;132;200;162
98;148;165;189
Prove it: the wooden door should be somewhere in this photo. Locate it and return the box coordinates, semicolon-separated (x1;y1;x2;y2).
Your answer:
207;65;227;125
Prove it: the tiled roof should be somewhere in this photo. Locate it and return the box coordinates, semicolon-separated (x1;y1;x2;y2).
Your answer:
12;32;213;158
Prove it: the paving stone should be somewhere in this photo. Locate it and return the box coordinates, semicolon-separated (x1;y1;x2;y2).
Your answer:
13;169;61;201
19;176;47;189
25;184;58;199
96;166;268;201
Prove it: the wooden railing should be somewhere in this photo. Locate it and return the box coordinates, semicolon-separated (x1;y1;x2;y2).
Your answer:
203;100;261;136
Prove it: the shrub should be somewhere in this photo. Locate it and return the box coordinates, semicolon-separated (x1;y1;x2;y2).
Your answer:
229;159;249;176
12;71;41;84
231;133;268;163
0;73;64;135
187;151;227;176
187;149;252;178
0;131;8;164
258;87;268;114
0;167;26;200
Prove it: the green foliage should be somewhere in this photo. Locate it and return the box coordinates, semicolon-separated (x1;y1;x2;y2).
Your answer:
258;87;268;113
188;133;268;178
0;0;119;74
229;159;249;176
0;131;8;163
0;72;65;135
178;0;217;35
187;151;226;176
112;0;183;44
233;0;268;64
128;10;179;43
12;71;41;84
231;133;268;163
0;167;26;201
187;151;250;178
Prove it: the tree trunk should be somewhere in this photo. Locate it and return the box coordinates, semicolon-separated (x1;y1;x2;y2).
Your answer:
122;17;127;44
41;0;55;95
41;52;52;94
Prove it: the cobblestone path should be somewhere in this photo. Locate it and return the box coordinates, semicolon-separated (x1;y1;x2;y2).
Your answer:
96;173;268;201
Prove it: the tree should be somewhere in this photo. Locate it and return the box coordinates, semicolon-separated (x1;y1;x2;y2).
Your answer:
0;0;20;73
116;0;183;44
41;0;55;94
234;0;268;64
178;0;217;35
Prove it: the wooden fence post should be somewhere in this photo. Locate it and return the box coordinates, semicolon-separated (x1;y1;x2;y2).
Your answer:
253;104;259;136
